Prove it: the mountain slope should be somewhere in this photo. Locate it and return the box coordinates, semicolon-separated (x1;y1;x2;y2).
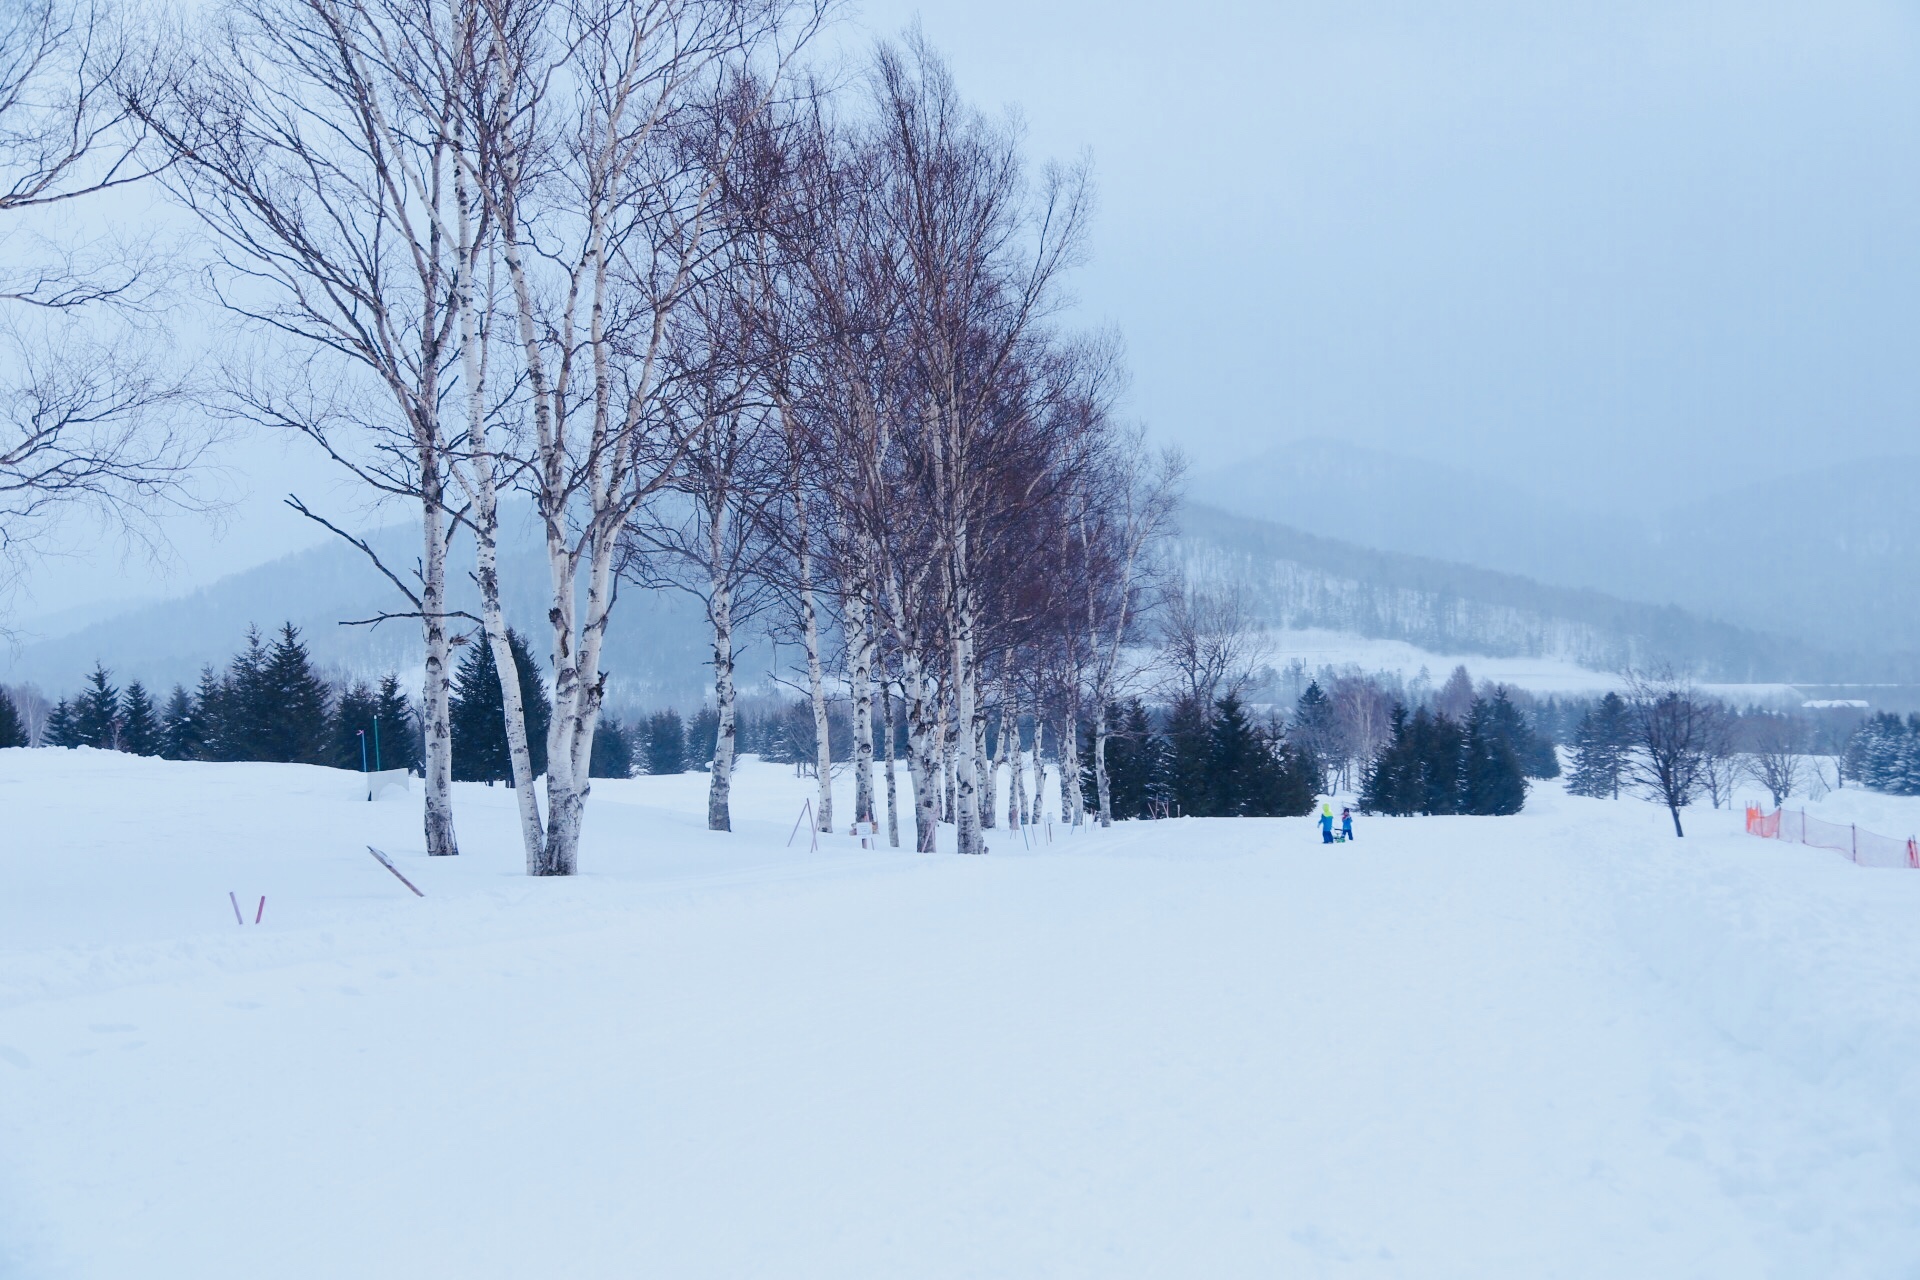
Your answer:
1175;502;1896;683
1190;441;1920;657
0;514;719;708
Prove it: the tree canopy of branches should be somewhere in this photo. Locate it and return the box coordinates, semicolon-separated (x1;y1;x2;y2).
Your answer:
0;0;210;618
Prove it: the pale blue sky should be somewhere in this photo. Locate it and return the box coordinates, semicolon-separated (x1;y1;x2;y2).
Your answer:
15;0;1920;619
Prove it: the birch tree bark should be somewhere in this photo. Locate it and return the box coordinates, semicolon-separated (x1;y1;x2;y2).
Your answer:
880;672;900;847
846;585;876;826
792;487;833;833
976;698;995;830
1003;686;1025;830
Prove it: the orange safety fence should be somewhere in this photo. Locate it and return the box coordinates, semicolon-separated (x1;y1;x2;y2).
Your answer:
1745;805;1920;869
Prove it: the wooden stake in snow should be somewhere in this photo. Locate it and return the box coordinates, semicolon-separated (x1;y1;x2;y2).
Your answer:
366;846;425;897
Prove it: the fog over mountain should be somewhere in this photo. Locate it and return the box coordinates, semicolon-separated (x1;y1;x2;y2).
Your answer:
1191;441;1920;658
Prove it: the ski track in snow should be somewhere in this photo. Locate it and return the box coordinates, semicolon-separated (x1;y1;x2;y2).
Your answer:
2;748;1918;1278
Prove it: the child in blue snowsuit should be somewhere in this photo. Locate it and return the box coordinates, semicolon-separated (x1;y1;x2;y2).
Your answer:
1341;808;1354;842
1319;804;1335;843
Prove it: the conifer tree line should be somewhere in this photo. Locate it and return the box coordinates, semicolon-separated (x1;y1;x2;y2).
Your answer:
1357;693;1545;817
34;625;424;772
1841;713;1920;797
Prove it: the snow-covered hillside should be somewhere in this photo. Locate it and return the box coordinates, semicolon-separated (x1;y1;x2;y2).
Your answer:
3;750;1919;1277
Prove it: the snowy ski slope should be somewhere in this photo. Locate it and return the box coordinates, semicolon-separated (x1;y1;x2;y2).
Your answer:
2;749;1918;1277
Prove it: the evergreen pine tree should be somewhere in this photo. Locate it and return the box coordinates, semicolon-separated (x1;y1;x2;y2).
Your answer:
1292;680;1337;780
1480;689;1558;780
1100;699;1154;820
590;718;634;779
1165;693;1211;817
43;698;80;747
374;674;423;773
1411;709;1466;815
1206;694;1264;816
645;709;687;775
73;664;120;749
118;681;161;757
685;707;719;768
1462;697;1528;815
1359;704;1414;815
193;664;235;760
251;623;332;764
1142;709;1174;818
159;685;199;760
450;630;551;783
330;682;380;771
1358;711;1397;814
1567;691;1631;799
214;629;272;761
1902;715;1920;796
0;688;26;748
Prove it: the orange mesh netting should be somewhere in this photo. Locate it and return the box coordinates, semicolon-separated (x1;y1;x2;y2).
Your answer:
1746;805;1920;869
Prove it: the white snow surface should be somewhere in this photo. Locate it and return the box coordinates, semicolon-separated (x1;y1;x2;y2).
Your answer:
3;749;1919;1278
1258;626;1801;703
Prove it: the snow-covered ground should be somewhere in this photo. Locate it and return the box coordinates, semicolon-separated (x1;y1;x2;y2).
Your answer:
4;749;1919;1278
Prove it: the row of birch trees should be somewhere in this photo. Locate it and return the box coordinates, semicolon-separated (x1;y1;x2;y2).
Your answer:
110;0;1178;872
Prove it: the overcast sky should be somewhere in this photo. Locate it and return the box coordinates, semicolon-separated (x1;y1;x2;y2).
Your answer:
13;0;1919;620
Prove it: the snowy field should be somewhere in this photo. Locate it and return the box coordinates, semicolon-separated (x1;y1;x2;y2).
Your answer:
4;750;1920;1278
1256;627;1801;705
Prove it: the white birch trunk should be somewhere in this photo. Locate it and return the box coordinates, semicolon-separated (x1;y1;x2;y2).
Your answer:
847;589;875;826
1093;701;1113;828
1061;713;1086;827
947;573;984;855
708;543;737;832
419;497;458;858
881;675;900;848
1002;701;1023;830
451;188;544;865
940;696;956;826
795;499;832;833
477;508;545;860
902;655;940;852
1030;713;1046;825
977;703;995;830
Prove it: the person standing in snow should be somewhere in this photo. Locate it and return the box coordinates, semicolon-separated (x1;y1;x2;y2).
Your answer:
1340;807;1354;842
1318;803;1335;843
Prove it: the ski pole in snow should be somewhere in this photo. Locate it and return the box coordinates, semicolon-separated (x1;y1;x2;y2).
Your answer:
229;891;244;926
255;896;266;924
366;846;425;897
786;800;817;852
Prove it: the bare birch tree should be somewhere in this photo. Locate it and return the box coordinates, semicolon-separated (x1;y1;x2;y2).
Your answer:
464;0;825;873
0;0;211;618
133;0;478;856
866;35;1087;854
1070;417;1182;827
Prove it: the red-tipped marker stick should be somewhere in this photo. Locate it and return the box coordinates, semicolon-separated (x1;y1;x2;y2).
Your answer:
366;846;425;897
255;896;265;924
